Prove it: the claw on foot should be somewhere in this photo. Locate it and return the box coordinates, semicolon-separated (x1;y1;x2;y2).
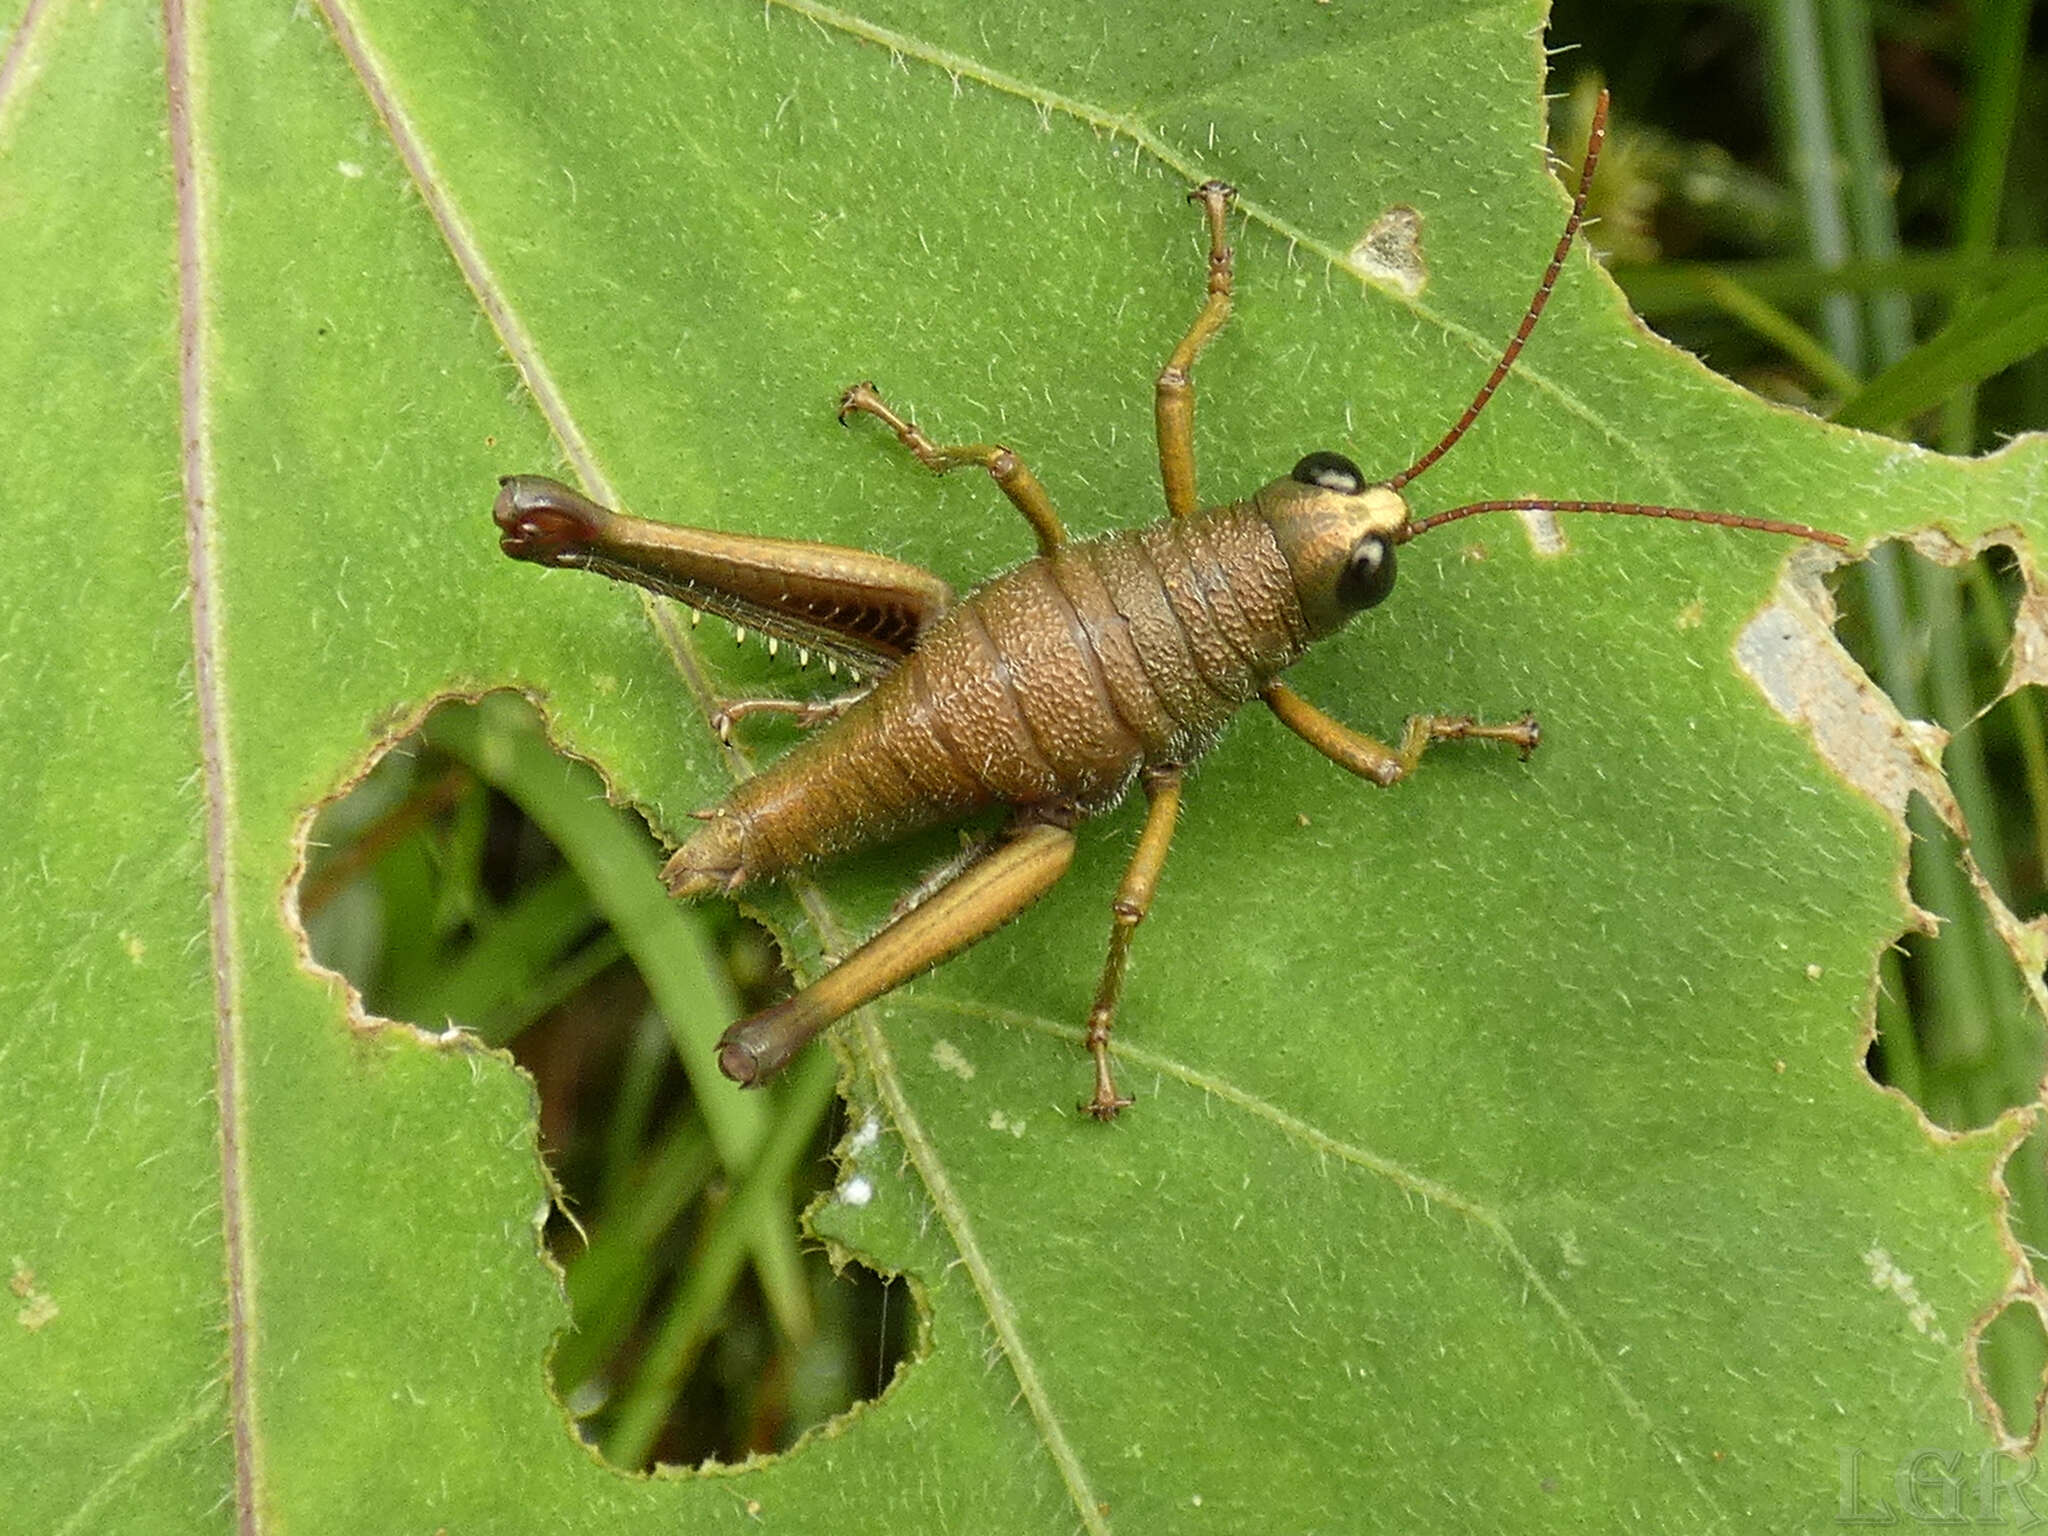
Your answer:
1082;1090;1135;1123
836;380;882;425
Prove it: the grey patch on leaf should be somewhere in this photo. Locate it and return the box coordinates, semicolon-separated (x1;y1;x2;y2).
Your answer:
1863;1244;1948;1343
1975;529;2048;696
1516;506;1566;556
2009;580;2048;692
1741;533;2048;1022
1345;204;1426;297
1842;531;2048;1013
1735;554;1956;829
10;1259;57;1332
1964;844;2048;1017
1927;530;2048;1003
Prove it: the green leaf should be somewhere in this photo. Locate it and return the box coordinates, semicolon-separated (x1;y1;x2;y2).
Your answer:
5;0;2041;1531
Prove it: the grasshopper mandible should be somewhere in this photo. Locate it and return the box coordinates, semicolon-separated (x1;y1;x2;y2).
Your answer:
492;94;1846;1119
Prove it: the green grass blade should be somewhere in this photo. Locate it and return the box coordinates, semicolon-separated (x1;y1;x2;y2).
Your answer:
1832;263;2048;428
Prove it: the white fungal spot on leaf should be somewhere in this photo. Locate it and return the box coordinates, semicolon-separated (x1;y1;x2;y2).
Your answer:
1517;506;1565;555
1865;1246;1946;1342
930;1039;975;1081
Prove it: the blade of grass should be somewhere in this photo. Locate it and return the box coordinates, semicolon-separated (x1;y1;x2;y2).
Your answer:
1831;265;2048;430
601;1046;840;1468
556;1115;719;1394
1692;269;1862;396
1870;947;1922;1102
432;761;491;938
400;865;598;1036
1764;0;1866;369
370;815;458;1011
1614;249;2048;314
1818;0;1913;363
1938;0;2033;454
425;696;816;1350
601;1006;683;1213
475;931;628;1045
299;761;470;917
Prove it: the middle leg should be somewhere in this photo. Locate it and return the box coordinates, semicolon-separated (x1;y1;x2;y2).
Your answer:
837;381;1066;555
1155;181;1237;518
1081;764;1184;1120
709;687;869;743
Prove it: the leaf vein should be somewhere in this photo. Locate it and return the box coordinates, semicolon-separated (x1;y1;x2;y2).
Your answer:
763;0;1684;497
315;8;1106;1512
904;990;1734;1524
164;2;258;1528
53;1383;225;1536
0;0;58;129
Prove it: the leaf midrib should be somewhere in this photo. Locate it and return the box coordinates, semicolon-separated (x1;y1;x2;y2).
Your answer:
167;0;259;1530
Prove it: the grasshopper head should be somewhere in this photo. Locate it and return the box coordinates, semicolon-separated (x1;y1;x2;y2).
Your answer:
1255;451;1411;639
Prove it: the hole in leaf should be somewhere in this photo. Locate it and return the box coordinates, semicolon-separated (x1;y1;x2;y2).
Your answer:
1977;1293;2048;1449
1834;540;2048;1425
297;692;913;1470
1954;678;2048;926
1832;541;2044;1131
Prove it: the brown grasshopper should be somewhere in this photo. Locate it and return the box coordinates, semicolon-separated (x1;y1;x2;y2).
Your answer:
492;94;1845;1119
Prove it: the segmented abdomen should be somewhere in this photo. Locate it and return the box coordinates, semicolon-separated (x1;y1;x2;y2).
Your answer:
667;501;1310;895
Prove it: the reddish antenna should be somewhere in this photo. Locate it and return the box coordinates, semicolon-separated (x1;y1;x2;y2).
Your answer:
1384;91;1611;493
1383;89;1850;554
1403;497;1850;548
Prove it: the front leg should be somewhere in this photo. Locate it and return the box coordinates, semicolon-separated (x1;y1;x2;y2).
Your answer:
837;382;1067;556
1264;682;1539;787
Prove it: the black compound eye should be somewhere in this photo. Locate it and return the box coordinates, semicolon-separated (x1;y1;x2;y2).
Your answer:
1336;534;1397;612
1291;451;1364;494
